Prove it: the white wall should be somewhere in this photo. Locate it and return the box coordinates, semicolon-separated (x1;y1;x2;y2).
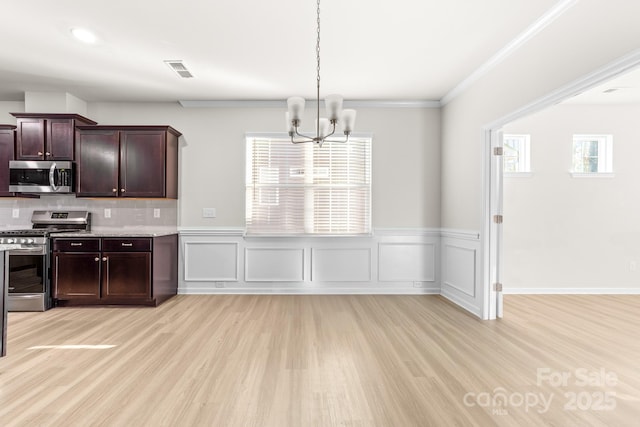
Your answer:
441;1;640;231
86;102;441;229
0;102;24;123
439;1;640;315
503;104;640;292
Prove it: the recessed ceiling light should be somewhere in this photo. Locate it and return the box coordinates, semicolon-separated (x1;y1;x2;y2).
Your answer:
70;28;97;44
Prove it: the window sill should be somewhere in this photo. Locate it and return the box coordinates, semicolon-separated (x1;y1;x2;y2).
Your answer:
504;172;533;178
569;172;615;178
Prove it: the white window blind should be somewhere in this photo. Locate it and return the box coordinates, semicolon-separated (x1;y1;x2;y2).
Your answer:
246;134;371;235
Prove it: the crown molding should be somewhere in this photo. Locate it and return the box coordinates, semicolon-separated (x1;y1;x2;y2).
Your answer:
440;0;579;106
484;48;640;130
178;99;440;109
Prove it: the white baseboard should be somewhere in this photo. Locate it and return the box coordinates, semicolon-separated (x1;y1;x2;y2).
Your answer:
503;288;640;295
440;287;483;317
179;286;441;295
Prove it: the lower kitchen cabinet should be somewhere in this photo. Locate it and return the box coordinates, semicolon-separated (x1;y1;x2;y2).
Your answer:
52;234;177;306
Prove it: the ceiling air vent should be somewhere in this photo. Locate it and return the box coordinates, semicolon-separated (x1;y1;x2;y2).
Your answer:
164;60;194;78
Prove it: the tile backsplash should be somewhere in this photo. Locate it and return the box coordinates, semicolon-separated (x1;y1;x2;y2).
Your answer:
0;196;177;231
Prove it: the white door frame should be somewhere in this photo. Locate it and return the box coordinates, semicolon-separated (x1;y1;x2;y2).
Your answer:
481;49;640;320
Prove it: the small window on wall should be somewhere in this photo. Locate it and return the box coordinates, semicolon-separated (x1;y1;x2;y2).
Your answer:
571;134;613;176
503;134;531;174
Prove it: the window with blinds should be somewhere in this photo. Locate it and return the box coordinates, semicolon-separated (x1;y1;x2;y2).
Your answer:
246;134;372;235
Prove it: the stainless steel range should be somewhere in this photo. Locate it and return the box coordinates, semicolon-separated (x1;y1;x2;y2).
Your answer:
0;210;91;311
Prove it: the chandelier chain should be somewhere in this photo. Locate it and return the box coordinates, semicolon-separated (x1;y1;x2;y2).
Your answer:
286;0;353;145
316;0;321;89
316;0;321;137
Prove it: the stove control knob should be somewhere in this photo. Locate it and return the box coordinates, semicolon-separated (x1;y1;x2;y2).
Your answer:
19;238;26;244
26;238;35;244
6;238;16;244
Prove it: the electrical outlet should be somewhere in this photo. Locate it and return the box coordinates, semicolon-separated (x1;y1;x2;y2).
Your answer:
203;208;216;218
153;208;161;218
12;208;19;218
104;208;111;218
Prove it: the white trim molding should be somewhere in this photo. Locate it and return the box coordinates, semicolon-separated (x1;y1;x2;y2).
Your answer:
503;288;640;295
179;227;443;296
178;227;487;317
441;0;579;105
179;100;440;109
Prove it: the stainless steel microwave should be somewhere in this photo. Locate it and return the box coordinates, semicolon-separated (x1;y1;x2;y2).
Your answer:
9;160;75;194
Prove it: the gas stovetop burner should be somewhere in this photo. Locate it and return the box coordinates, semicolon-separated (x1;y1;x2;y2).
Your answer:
0;210;91;241
0;229;50;236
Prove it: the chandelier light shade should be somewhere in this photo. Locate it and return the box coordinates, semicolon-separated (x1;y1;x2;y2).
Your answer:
286;0;356;146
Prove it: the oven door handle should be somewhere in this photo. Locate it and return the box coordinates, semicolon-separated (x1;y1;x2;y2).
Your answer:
49;162;59;192
9;246;46;255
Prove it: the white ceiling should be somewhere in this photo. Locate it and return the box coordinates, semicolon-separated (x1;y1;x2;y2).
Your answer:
563;67;640;105
0;0;564;103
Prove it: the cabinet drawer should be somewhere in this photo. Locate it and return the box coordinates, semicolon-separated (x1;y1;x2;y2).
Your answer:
53;238;101;252
102;238;152;252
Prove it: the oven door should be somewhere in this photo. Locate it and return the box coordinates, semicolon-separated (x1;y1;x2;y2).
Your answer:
7;245;50;312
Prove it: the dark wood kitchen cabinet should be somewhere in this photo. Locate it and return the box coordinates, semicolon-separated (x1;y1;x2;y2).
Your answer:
11;113;97;161
75;126;181;198
51;238;102;301
52;234;177;306
0;125;16;196
101;238;152;301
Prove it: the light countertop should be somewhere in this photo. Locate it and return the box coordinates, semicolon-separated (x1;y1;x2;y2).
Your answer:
0;244;22;251
53;229;178;238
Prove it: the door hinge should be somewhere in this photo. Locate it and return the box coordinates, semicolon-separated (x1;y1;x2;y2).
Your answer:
493;147;503;156
493;214;504;224
494;283;503;292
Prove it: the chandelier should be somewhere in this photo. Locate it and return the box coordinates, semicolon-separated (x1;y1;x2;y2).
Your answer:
286;0;356;146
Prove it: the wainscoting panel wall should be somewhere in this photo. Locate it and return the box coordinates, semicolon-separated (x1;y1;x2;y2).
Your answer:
378;243;436;282
183;241;239;282
179;228;442;294
311;248;372;282
245;248;305;282
439;230;483;317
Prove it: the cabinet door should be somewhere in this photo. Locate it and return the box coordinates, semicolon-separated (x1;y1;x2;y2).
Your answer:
76;130;120;197
52;252;101;300
46;118;75;160
0;128;15;196
102;252;151;300
16;118;45;160
120;130;166;197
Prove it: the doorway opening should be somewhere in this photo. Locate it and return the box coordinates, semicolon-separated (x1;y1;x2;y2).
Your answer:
482;49;640;319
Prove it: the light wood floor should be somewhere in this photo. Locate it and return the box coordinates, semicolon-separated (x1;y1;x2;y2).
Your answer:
1;295;639;426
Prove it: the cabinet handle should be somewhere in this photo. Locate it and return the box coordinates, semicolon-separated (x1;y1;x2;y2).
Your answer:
45;152;51;156
121;243;133;247
38;151;43;156
112;188;117;193
121;189;126;193
94;257;100;261
102;257;108;261
70;242;83;246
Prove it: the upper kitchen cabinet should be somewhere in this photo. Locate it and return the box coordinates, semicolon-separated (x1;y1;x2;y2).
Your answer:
75;126;181;198
0;125;16;196
11;113;97;161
